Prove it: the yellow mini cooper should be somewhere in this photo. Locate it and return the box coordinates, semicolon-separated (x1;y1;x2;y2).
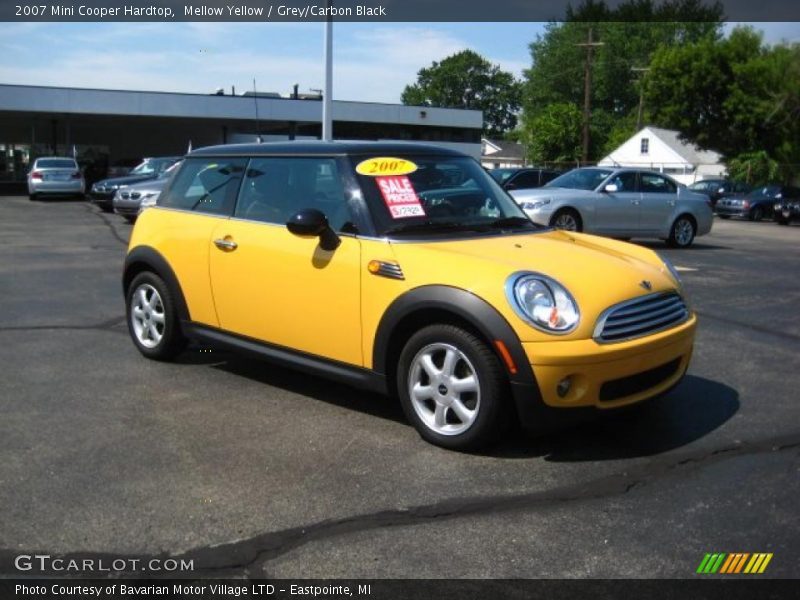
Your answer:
123;142;696;450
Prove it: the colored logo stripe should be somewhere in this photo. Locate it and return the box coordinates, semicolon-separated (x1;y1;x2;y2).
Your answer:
697;553;773;574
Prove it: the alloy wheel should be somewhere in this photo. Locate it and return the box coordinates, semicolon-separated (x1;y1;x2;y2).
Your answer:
407;343;481;436
130;283;166;349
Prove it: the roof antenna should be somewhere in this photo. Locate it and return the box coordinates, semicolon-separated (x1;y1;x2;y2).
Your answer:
253;78;262;143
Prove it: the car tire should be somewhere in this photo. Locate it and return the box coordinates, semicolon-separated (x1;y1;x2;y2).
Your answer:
550;208;582;232
397;324;510;451
123;215;137;224
750;206;764;221
126;272;186;361
28;193;37;201
667;215;696;248
717;214;730;219
776;218;789;226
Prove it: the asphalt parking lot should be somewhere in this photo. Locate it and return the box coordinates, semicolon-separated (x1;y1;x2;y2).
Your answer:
1;195;798;579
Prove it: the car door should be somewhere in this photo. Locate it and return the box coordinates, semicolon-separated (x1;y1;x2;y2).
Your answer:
638;172;677;233
593;171;640;235
208;156;363;366
147;156;247;327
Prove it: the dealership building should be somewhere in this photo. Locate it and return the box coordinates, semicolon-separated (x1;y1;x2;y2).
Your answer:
0;83;482;185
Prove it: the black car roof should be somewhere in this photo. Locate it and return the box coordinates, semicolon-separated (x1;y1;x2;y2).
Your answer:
188;141;468;158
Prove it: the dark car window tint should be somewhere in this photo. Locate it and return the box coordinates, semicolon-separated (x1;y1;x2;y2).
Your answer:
235;157;353;232
159;158;246;215
610;172;638;192
36;159;77;169
640;173;676;193
540;171;560;185
511;171;541;188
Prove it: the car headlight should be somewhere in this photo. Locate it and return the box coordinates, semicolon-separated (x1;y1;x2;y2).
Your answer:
138;192;160;213
506;272;580;333
519;199;551;211
658;253;682;288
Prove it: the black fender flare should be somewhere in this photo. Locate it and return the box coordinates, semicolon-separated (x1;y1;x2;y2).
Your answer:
372;285;536;386
122;246;191;324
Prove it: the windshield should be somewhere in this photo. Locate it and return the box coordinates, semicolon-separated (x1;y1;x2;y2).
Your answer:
747;185;781;199
37;159;76;169
546;168;614;191
130;159;175;176
489;169;516;184
352;155;538;238
159;161;182;179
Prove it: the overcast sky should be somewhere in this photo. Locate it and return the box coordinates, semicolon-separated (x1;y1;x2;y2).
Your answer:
0;22;797;103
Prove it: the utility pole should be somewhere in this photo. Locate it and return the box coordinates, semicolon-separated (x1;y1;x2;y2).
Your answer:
576;27;604;163
321;3;333;141
631;67;650;132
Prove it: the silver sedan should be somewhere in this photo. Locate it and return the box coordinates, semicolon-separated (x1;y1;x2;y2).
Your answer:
27;157;85;200
510;167;713;247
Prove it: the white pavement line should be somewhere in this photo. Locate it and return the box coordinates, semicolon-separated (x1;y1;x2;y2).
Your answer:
675;266;698;272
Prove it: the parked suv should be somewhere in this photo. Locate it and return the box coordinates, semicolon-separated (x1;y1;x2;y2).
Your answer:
123;142;695;449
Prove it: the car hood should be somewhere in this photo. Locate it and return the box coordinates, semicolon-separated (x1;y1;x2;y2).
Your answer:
389;229;679;341
95;173;158;188
119;177;169;192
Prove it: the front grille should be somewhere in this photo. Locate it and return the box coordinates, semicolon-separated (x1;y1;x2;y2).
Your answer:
594;292;689;343
599;358;682;402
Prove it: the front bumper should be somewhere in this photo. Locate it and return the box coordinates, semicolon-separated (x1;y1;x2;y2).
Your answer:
715;205;747;218
511;315;696;430
89;191;116;209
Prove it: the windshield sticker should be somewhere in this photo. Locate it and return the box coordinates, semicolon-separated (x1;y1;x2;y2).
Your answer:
376;176;426;219
356;157;418;177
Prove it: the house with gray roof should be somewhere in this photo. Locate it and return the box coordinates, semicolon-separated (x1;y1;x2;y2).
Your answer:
598;126;725;185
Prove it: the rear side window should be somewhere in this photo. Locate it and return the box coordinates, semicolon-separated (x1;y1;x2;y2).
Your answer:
234;157;353;232
159;158;246;215
640;173;676;193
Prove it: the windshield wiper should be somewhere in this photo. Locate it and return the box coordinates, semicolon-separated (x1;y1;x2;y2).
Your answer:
485;216;538;229
383;221;479;236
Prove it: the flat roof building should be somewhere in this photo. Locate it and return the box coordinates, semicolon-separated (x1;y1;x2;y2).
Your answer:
0;83;482;185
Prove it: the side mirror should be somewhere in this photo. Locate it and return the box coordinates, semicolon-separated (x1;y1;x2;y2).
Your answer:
603;183;618;193
286;209;340;251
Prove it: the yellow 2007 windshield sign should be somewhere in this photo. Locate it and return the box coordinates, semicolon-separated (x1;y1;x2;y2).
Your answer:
355;157;418;177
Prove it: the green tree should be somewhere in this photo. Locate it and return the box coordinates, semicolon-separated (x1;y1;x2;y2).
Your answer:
726;151;781;185
522;103;583;164
401;50;522;136
521;0;723;161
645;27;800;168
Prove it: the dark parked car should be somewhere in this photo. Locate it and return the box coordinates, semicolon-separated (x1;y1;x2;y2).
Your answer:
90;157;180;211
688;179;751;207
715;185;796;221
490;168;562;191
773;187;800;225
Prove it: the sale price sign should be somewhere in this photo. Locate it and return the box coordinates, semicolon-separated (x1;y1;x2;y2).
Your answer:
376;176;426;219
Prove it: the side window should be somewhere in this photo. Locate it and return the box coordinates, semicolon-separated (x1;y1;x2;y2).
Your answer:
513;171;540;188
159;158;246;215
640;173;676;194
610;172;638;192
640;138;650;154
235;157;353;232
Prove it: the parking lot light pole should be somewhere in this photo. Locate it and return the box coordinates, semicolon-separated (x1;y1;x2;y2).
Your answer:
322;10;333;141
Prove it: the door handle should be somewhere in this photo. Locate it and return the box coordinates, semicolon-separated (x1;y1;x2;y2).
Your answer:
214;238;238;251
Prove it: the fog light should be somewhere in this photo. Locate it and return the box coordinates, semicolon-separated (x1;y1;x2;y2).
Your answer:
557;376;572;398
